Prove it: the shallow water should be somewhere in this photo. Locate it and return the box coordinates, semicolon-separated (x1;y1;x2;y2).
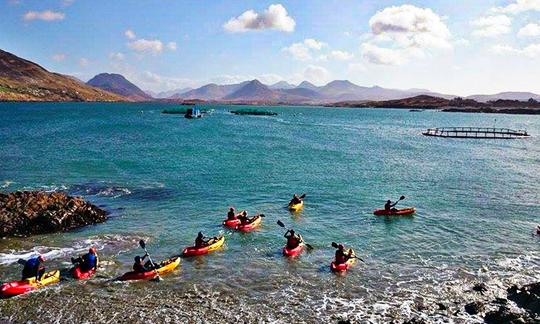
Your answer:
0;102;539;323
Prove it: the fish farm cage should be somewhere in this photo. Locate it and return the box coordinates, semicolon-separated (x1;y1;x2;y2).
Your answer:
422;127;530;139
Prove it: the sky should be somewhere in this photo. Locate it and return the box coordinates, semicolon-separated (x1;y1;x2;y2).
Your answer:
2;0;540;95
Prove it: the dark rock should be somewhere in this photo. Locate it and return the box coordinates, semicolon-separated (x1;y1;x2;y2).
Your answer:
436;302;447;310
464;301;485;315
473;282;488;294
403;318;427;324
337;320;351;324
484;306;529;324
0;191;107;237
494;298;508;305
508;282;540;316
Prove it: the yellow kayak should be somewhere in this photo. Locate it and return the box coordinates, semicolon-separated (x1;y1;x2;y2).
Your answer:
288;200;304;212
331;248;356;272
119;257;180;281
1;270;60;297
183;235;225;256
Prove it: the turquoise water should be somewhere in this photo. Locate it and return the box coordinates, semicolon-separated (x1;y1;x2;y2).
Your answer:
0;102;539;322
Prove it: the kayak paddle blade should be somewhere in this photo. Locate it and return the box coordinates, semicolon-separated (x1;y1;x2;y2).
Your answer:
277;220;285;228
300;193;306;199
139;240;146;249
259;214;265;217
151;275;163;282
305;243;314;250
399;195;405;200
331;242;339;248
17;258;26;265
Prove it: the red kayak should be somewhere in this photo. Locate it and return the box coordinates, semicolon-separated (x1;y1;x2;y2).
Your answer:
72;267;96;280
373;207;416;216
283;243;304;257
223;219;240;228
236;215;262;232
0;270;60;297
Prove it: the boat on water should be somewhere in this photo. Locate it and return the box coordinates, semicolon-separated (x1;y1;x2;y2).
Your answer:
185;108;202;119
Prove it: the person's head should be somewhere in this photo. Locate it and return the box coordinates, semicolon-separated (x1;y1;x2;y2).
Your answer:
242;211;247;216
134;256;141;263
290;229;295;235
38;255;45;262
294;194;299;198
386;200;391;204
229;207;234;212
89;247;97;255
338;244;344;251
197;231;203;238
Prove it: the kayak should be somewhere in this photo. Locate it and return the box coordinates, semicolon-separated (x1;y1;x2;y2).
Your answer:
72;266;96;280
236;215;262;232
330;248;356;272
183;235;225;256
373;207;416;216
118;257;180;281
223;218;240;228
0;270;60;297
288;200;304;212
283;242;305;257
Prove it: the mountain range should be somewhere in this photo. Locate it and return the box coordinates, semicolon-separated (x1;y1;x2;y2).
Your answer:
0;49;123;102
2;48;540;104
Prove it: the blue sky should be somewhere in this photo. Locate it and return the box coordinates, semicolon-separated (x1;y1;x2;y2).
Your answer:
2;0;540;95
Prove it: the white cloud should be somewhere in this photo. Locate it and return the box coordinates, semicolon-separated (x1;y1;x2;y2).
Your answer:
368;5;452;49
223;4;295;33
52;53;65;62
128;39;164;55
471;15;512;37
109;52;125;61
282;39;326;60
78;58;89;67
125;29;136;40
491;43;540;57
518;23;540;37
23;10;65;21
492;0;540;14
166;42;177;51
361;43;406;65
327;50;354;61
303;65;331;85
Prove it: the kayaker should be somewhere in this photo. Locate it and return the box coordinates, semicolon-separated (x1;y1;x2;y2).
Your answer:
133;254;156;273
284;229;302;249
289;194;302;206
384;200;398;212
227;207;237;221
334;244;352;265
238;211;251;225
21;255;45;280
71;247;98;272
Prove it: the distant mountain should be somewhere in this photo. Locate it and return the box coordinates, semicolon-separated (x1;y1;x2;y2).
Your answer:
296;81;319;91
466;92;540;102
269;81;295;90
87;73;150;101
145;88;192;99
179;81;249;100
224;80;278;101
280;87;322;99
0;49;125;102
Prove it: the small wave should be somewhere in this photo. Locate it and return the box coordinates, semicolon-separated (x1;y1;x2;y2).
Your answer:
1;180;14;188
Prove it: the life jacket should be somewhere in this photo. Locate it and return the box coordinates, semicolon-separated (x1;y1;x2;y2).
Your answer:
81;253;97;271
335;250;347;264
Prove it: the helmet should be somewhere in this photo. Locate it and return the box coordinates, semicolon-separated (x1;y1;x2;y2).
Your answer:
338;244;344;250
229;207;235;212
38;255;45;262
89;247;97;254
134;256;141;262
290;229;295;234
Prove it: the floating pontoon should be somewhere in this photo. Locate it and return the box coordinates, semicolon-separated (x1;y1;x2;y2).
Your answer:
422;127;529;139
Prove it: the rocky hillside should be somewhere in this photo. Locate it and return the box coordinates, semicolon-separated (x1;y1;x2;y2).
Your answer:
0;191;107;237
0;49;126;102
87;73;151;101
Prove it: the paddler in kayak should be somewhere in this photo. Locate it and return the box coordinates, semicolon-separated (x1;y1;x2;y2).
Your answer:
289;194;302;206
227;207;237;221
284;229;302;249
334;244;353;266
71;247;98;272
194;231;218;248
21;255;46;280
384;199;399;212
237;211;251;225
133;254;157;273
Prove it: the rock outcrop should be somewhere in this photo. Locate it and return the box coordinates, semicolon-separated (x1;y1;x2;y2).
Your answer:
0;191;107;237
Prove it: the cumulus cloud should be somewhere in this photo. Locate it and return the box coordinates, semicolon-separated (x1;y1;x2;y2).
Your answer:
109;52;125;61
303;65;331;85
361;5;451;65
327;50;354;61
491;43;540;57
166;42;177;51
23;10;65;21
128;39;164;55
223;4;295;33
52;53;65;62
125;29;136;40
518;23;540;37
492;0;540;14
471;15;512;37
78;58;89;67
282;39;326;60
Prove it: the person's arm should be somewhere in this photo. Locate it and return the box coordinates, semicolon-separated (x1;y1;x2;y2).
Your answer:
284;230;290;238
390;201;398;207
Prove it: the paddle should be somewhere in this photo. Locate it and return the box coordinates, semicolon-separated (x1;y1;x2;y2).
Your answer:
139;240;162;282
331;242;365;263
288;193;306;206
393;195;406;207
277;220;313;250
